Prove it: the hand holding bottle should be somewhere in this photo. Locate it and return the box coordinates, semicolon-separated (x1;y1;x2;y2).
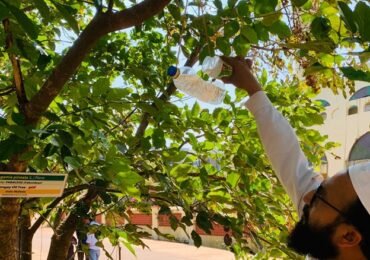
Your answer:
220;56;262;97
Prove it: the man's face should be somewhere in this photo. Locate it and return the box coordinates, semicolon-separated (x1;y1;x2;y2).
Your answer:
287;204;339;259
287;172;358;259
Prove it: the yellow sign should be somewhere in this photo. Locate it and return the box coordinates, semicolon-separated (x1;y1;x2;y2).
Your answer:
0;172;68;197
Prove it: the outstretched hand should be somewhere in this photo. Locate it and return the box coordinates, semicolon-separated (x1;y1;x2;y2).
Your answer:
220;56;262;96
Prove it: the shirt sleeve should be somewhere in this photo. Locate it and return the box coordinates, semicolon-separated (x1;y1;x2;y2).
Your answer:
245;91;323;216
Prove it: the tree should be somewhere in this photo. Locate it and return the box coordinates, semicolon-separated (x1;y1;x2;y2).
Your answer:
0;0;368;259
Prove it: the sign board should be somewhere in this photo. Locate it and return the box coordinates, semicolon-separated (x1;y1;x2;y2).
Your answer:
0;172;68;197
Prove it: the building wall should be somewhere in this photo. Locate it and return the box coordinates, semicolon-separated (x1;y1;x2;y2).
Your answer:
315;81;370;176
105;206;233;249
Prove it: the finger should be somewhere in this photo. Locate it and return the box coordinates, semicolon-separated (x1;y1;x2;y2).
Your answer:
236;56;245;62
220;56;236;67
245;59;253;69
220;75;233;84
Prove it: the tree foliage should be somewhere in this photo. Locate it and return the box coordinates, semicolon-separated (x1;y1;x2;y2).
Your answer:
0;0;369;259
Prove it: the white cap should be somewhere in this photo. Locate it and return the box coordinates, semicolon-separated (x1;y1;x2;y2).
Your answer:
348;161;370;215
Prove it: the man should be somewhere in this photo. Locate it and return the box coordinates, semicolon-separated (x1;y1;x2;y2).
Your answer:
86;217;101;260
220;56;370;259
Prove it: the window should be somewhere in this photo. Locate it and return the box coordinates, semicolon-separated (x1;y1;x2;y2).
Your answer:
365;102;370;112
349;86;370;101
317;99;330;107
349;132;370;162
348;105;358;115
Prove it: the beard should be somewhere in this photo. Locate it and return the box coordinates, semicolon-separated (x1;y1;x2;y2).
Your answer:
287;205;339;259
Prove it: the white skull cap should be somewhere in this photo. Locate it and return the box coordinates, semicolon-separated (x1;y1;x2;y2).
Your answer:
348;161;370;215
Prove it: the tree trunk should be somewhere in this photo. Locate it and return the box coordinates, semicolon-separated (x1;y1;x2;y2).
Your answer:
19;213;32;260
47;187;99;259
0;198;21;260
47;214;79;260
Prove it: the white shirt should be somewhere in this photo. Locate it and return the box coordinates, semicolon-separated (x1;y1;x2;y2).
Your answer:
246;91;322;260
245;91;323;217
86;221;100;250
86;233;99;250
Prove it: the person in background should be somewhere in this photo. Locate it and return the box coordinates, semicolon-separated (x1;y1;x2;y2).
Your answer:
86;217;101;260
220;56;370;260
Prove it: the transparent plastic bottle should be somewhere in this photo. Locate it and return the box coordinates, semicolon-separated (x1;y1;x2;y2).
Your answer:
167;65;226;104
202;56;233;79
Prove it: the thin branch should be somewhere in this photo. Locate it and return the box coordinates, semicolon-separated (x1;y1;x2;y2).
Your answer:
251;45;283;51
29;184;90;235
2;19;28;112
109;107;137;131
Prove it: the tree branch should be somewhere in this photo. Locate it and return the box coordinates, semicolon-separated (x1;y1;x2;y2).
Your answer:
29;184;90;235
24;0;171;125
2;19;28;112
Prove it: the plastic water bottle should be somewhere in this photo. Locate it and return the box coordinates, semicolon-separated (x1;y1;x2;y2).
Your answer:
202;56;233;79
167;65;226;104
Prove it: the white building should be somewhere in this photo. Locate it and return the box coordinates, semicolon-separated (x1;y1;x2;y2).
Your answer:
315;81;370;177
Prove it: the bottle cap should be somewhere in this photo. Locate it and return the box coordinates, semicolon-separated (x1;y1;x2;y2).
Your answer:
167;66;178;77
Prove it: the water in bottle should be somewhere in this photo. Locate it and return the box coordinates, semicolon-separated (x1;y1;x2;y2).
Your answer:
167;65;226;104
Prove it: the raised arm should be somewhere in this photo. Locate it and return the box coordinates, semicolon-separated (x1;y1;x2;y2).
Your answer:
221;57;323;214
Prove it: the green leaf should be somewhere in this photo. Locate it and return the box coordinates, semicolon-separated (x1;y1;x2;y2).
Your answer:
310;17;331;40
253;22;269;42
0;135;27;161
224;21;240;38
232;35;250;56
254;0;277;15
214;0;222;9
92;78;110;96
196;211;213;234
32;0;51;20
170;164;192;178
285;40;336;53
268;21;291;39
51;0;79;34
237;1;249;17
19;151;38;161
292;0;308;7
159;205;171;215
227;173;240;188
191;230;202;247
152;128;166;148
216;37;231;55
338;1;357;33
262;11;282;26
58;130;74;148
64;156;81;169
241;26;258;44
354;2;370;41
0;3;9;20
168;4;181;20
228;0;238;8
6;3;39;39
340;67;370;82
37;54;52;71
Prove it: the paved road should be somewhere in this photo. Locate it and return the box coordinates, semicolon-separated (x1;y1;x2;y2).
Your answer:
32;227;235;260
